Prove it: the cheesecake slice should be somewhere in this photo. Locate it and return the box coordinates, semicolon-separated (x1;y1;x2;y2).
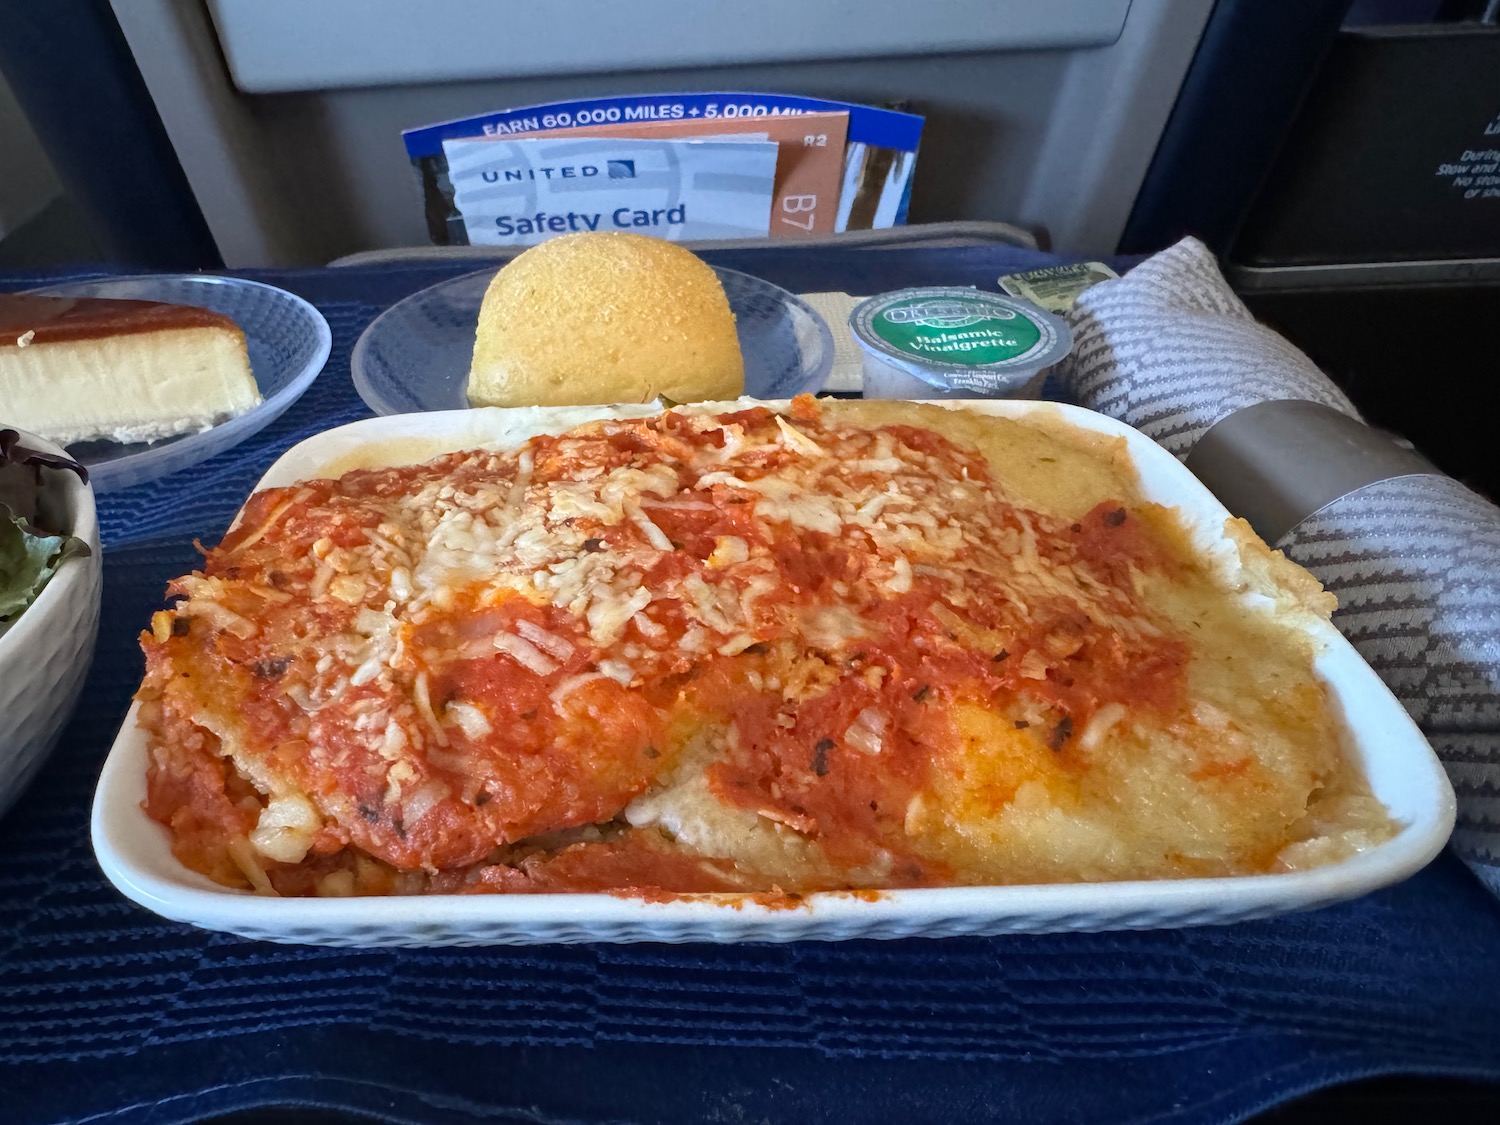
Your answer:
0;293;262;446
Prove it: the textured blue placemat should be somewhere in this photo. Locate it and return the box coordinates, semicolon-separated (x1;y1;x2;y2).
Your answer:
3;247;1499;1125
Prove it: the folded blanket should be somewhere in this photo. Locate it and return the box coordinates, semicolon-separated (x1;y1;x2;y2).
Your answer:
1056;237;1500;893
1062;238;1359;460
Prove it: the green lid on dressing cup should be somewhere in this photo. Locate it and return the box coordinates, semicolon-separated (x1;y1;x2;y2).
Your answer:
849;287;1073;399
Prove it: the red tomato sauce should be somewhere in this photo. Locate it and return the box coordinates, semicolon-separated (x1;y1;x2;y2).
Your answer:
141;398;1193;899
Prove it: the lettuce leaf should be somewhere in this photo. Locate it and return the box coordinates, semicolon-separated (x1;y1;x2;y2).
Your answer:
0;508;89;620
0;429;91;622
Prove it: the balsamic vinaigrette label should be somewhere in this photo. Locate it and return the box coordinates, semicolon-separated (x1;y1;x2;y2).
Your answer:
869;296;1045;367
850;287;1073;396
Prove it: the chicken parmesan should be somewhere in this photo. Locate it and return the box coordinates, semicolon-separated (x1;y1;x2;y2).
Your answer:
135;397;1395;898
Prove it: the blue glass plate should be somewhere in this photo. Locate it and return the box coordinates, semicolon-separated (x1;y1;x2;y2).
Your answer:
351;266;834;416
26;275;331;492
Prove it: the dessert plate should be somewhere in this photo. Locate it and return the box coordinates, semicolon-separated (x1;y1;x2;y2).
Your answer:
25;275;331;492
351;266;834;416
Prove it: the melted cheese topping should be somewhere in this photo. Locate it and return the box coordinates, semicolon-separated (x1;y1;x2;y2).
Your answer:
136;397;1395;897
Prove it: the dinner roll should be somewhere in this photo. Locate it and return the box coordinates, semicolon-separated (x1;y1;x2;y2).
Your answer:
467;232;745;407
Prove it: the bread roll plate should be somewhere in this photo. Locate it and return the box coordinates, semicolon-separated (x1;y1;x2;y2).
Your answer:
351;267;833;417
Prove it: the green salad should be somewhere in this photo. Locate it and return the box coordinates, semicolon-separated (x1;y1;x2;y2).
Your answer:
0;429;90;624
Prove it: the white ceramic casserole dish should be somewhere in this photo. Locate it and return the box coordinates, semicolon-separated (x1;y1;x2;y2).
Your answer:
91;401;1455;946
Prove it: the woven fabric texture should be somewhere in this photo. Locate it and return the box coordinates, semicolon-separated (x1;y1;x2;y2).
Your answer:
1279;475;1500;895
2;248;1498;1125
1057;237;1359;460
